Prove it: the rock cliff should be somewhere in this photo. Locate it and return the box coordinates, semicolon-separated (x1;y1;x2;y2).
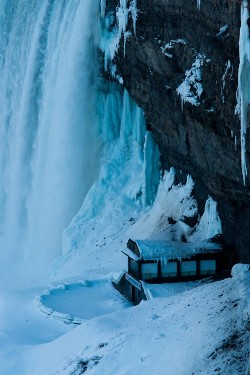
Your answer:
102;0;250;263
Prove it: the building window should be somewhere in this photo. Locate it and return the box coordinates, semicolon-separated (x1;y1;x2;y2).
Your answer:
200;260;216;275
161;262;177;277
129;259;139;276
141;262;158;280
181;261;197;276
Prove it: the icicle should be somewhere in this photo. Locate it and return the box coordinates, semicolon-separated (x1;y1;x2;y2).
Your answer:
100;0;137;68
100;0;106;18
129;0;137;35
142;131;160;206
238;0;250;184
197;0;201;10
123;31;131;56
116;0;129;40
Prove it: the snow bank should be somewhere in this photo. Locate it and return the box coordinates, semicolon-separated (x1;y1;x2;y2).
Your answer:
23;269;249;375
231;263;250;279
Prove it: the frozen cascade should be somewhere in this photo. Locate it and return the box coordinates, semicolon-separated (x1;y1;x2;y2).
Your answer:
0;0;101;285
62;87;159;252
49;86;160;280
238;0;250;184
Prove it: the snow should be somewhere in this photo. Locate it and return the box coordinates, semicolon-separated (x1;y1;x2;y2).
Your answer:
142;280;203;299
160;39;187;58
177;54;205;106
1;266;248;375
238;0;250;184
132;239;222;262
189;196;222;242
128;169;221;246
129;169;197;240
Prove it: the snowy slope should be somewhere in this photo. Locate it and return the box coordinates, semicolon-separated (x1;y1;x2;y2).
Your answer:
0;265;248;375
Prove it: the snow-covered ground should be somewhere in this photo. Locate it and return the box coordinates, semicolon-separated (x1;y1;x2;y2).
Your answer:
0;2;249;375
0;265;249;375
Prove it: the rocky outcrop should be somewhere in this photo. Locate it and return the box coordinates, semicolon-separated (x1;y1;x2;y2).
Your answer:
103;0;250;263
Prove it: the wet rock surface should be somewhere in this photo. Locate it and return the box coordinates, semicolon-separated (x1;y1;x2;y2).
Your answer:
103;0;250;263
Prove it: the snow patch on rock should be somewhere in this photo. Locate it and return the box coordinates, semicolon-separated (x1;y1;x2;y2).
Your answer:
177;54;205;107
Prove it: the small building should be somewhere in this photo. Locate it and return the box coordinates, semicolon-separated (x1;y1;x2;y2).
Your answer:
112;237;234;304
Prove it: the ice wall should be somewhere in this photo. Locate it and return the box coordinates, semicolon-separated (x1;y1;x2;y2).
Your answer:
61;87;159;253
0;0;100;285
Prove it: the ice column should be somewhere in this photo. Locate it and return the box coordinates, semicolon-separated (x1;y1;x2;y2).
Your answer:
238;0;250;184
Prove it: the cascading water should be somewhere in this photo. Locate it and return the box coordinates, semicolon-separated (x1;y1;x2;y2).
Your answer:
0;0;160;286
0;0;101;285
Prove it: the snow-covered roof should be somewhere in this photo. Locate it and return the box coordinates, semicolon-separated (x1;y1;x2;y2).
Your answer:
131;239;222;262
122;248;140;261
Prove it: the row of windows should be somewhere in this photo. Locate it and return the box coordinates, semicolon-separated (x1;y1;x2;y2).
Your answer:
130;259;216;280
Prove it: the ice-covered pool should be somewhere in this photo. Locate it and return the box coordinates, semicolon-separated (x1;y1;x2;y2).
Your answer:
36;279;132;324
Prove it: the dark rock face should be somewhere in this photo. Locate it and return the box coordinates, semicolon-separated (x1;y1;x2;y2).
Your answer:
103;0;250;263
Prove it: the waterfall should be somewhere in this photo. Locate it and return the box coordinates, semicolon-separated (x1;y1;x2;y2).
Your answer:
0;0;161;286
0;0;100;285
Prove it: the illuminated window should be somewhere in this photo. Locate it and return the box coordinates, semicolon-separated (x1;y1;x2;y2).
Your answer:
161;262;177;277
181;261;196;276
200;260;216;275
141;263;158;279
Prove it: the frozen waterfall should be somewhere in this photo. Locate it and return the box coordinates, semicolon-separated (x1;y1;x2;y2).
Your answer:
0;0;160;286
0;0;101;285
